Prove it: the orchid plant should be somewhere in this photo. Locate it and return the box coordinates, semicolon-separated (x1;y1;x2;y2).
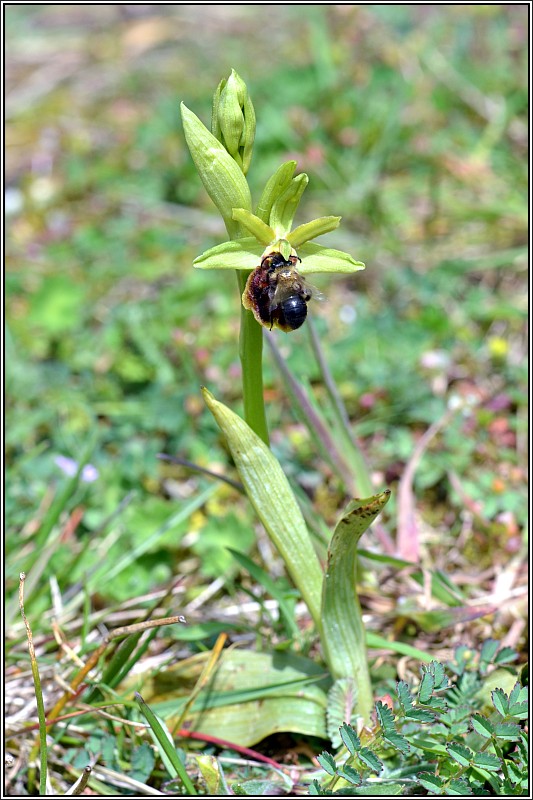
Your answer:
181;70;364;444
180;72;389;728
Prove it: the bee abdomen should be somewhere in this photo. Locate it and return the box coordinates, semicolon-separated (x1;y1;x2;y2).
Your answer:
279;295;308;331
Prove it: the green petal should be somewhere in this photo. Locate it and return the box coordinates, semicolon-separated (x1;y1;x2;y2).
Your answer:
297;242;365;274
288;216;341;248
193;238;263;270
232;209;275;245
255;161;297;224
181;103;252;238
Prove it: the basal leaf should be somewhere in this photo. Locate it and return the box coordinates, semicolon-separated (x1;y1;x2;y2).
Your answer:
196;755;222;796
321;491;390;721
508;681;527;707
203;389;323;626
429;660;447;690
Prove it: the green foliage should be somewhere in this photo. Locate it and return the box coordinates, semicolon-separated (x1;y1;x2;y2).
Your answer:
310;643;528;796
136;693;197;794
64;731;157;791
191;511;255;578
5;5;527;795
320;491;391;719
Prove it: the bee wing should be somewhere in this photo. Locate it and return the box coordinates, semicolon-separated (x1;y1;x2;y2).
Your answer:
268;273;326;310
306;282;326;302
269;281;293;310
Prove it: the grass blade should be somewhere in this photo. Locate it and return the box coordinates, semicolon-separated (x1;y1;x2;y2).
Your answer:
19;574;48;795
136;693;197;795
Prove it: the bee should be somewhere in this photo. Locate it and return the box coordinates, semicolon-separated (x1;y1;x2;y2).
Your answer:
242;252;324;332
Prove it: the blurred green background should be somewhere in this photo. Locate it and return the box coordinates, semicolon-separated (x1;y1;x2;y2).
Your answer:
6;5;527;608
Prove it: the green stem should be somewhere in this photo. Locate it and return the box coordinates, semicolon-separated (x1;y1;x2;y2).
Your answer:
20;576;48;795
237;270;269;445
307;318;372;496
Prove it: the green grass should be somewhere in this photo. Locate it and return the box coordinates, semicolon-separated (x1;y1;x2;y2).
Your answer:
5;5;527;795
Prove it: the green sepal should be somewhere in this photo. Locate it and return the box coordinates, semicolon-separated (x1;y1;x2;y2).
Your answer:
270;174;309;235
193;237;365;274
180;103;252;239
297;242;365;274
202;388;323;628
193;238;264;270
255;161;297;223
288;216;341;248
232;209;275;245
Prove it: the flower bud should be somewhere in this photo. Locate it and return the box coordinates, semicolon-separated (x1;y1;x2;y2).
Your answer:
212;70;256;175
181;103;252;239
